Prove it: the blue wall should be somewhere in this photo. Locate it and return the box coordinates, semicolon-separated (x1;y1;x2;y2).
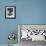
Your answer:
0;0;18;44
0;0;46;44
16;0;46;24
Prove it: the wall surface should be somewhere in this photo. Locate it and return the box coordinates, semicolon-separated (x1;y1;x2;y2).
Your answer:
0;0;46;45
16;0;46;24
0;0;18;44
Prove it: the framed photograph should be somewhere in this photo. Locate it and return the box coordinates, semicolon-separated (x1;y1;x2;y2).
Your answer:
5;6;16;19
18;24;46;42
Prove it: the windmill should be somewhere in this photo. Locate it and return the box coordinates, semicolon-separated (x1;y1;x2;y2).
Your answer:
8;32;16;46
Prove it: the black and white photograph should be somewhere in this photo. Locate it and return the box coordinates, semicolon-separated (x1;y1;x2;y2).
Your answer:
18;24;46;46
5;6;16;19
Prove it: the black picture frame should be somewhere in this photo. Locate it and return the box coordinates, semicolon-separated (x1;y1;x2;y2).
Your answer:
5;6;16;19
